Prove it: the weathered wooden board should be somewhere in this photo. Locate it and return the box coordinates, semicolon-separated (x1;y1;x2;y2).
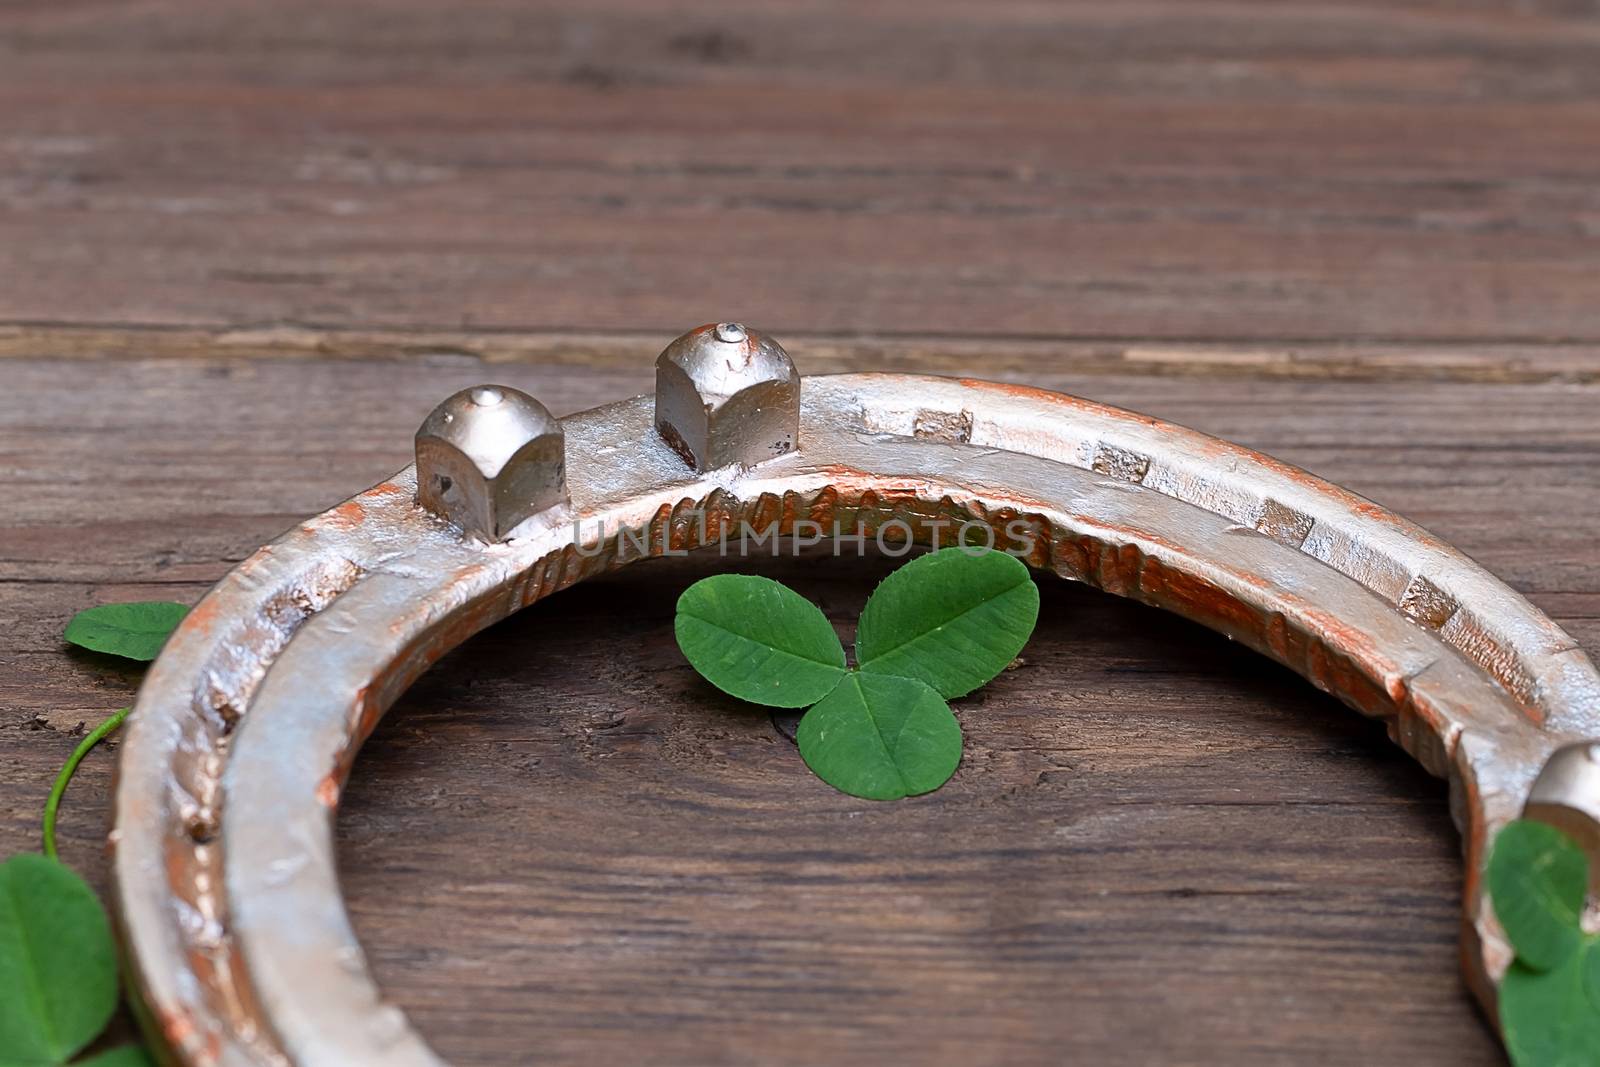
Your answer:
1;1;1598;340
2;348;1595;1064
1;0;1597;1061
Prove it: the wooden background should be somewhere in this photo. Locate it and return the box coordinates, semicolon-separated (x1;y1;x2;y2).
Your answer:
2;2;1598;1064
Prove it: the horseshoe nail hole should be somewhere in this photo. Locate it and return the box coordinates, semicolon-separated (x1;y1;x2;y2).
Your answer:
1090;443;1151;483
912;408;974;444
1399;574;1460;630
184;806;219;843
1255;500;1316;548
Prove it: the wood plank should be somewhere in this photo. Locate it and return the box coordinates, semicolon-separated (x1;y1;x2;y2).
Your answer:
3;349;1595;1063
1;1;1598;339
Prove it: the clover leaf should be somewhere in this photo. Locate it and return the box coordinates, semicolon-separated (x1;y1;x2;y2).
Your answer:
0;854;121;1065
856;547;1039;698
675;548;1038;799
1489;819;1589;971
795;672;962;800
1500;948;1600;1067
675;575;846;707
63;602;189;662
1489;819;1600;1067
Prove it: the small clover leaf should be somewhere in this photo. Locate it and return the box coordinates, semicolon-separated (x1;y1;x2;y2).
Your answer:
1500;946;1600;1067
675;575;846;707
1489;819;1589;971
856;547;1039;698
0;854;121;1065
63;602;188;662
1488;819;1600;1067
795;672;961;800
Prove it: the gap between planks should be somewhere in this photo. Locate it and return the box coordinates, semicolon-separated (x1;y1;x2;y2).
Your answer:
0;322;1596;385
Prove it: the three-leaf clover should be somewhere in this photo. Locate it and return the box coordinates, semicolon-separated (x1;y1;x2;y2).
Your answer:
1488;819;1600;1066
675;547;1040;799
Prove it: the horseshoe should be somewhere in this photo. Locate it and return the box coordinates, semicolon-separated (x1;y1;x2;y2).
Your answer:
111;324;1600;1066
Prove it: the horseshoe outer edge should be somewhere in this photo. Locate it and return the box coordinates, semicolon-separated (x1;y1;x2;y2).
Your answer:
110;370;1600;1066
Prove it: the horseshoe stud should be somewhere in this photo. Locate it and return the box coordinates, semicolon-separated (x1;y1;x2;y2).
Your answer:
111;325;1600;1065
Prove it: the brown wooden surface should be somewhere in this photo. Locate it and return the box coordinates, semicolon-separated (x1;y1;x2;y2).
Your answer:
1;3;1598;1064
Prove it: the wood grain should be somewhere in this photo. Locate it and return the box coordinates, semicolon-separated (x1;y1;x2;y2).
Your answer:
1;1;1597;1062
3;351;1596;1064
1;1;1598;340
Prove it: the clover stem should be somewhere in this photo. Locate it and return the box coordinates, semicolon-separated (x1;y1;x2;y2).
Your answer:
42;708;130;861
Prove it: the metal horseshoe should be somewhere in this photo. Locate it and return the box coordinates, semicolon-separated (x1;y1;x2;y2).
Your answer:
111;324;1600;1066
